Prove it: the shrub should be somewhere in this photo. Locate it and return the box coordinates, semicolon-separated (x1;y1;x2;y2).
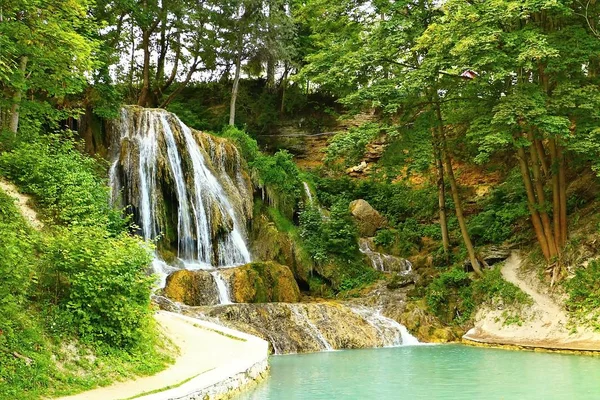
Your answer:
42;227;154;347
565;260;600;331
221;126;302;217
0;135;124;233
426;266;530;325
373;229;395;248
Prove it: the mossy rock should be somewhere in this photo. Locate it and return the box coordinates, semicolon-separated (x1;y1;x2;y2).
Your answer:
163;269;219;306
223;262;301;303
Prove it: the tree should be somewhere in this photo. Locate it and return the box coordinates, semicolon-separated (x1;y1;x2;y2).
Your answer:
0;0;96;133
421;0;600;280
298;0;482;271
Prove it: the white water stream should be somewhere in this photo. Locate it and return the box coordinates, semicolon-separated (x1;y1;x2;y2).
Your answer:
109;107;251;302
289;305;334;351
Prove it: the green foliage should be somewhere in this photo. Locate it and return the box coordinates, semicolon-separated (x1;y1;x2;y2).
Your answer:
0;130;169;398
426;267;530;325
467;170;529;244
43;227;154;347
426;268;474;325
315;177;438;226
565;260;600;331
221;126;302;217
0;134;124;232
373;229;395;248
325;122;380;166
300;202;359;263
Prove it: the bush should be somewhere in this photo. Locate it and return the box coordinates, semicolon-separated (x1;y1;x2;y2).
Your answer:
373;229;395;248
325;123;380;166
566;260;600;330
467;169;528;244
426;266;530;325
221;126;302;217
426;268;474;324
0;135;125;233
42;227;154;347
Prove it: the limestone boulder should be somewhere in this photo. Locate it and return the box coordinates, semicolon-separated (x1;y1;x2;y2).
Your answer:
184;302;397;354
163;269;219;306
349;199;387;237
221;262;301;303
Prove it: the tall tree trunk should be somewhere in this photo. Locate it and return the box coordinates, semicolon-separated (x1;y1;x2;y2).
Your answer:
557;142;567;246
9;55;28;134
267;58;275;90
517;145;551;260
137;30;151;107
527;132;558;257
229;35;243;126
432;128;450;260
435;102;480;275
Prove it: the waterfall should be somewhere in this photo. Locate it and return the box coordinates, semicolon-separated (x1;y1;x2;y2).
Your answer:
359;238;412;273
109;106;252;299
289;305;334;351
211;271;232;305
351;306;419;346
303;182;314;204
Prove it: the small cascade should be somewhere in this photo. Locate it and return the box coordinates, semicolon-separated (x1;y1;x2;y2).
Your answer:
351;306;419;346
211;271;232;305
289;305;333;351
109;106;253;301
359;238;412;273
303;182;314;204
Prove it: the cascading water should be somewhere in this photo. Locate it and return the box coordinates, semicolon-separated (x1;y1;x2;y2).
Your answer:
109;106;252;300
303;182;314;204
359;238;413;273
289;305;334;352
211;271;232;305
350;306;420;346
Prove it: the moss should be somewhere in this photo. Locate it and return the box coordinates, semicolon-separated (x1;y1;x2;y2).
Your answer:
229;262;300;303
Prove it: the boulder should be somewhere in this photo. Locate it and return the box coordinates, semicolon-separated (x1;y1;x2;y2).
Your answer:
221;262;301;303
349;199;387;237
163;269;219;306
463;245;511;271
386;272;417;290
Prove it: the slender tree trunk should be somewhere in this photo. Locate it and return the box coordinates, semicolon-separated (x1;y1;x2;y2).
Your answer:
267;59;275;90
129;23;136;96
137;31;151;107
557;142;567;246
280;65;288;114
517;145;551;260
229;35;243;126
9;55;28;134
435;101;480;275
527;132;558;257
534;138;549;177
432;128;450;259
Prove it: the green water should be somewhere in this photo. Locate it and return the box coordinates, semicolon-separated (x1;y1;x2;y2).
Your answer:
239;345;600;399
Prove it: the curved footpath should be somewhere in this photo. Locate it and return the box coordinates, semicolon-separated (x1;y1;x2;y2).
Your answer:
57;311;269;400
463;252;600;353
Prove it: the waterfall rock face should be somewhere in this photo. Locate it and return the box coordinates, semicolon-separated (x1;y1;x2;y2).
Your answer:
108;106;253;275
163;262;301;306
182;302;419;354
220;262;301;303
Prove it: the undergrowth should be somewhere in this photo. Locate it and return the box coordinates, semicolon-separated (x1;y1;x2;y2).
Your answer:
426;266;531;325
0;132;173;399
